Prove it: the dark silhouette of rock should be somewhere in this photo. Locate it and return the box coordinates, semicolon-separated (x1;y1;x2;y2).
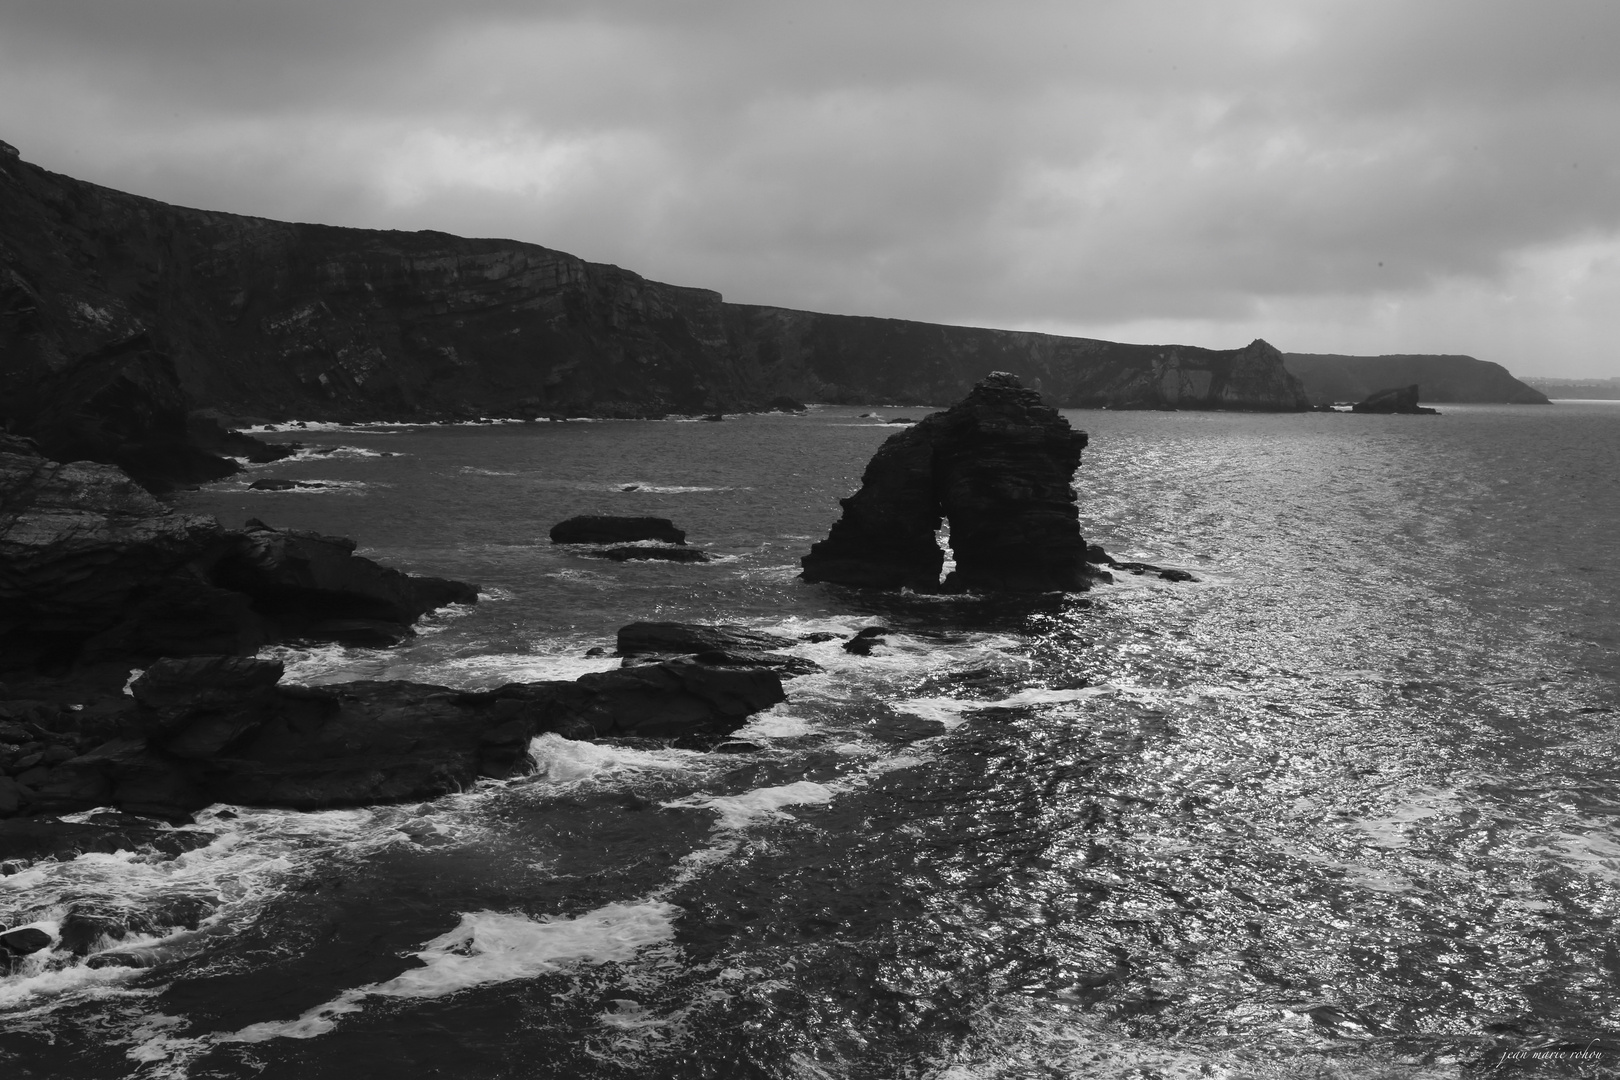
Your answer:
550;516;687;545
1;440;474;665
617;622;798;657
585;545;711;563
802;373;1091;592
1;925;54;955
247;478;299;490
0;652;786;813
1351;385;1440;414
0;817;215;864
211;520;477;644
766;396;807;412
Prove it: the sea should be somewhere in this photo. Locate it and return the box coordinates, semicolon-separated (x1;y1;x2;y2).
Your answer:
1;402;1617;1079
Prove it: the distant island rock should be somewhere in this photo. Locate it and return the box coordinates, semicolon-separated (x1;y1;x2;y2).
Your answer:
0;142;1309;469
1284;353;1548;405
1350;385;1440;414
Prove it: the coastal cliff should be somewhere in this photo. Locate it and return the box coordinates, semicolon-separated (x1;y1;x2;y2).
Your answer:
0;142;1309;440
1283;353;1549;405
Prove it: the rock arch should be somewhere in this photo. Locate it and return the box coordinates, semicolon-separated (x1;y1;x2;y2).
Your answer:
801;372;1090;592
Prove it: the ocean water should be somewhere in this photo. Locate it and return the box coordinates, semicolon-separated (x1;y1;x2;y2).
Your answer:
2;403;1617;1079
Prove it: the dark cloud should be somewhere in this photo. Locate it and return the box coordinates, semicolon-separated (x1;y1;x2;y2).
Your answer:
2;0;1617;374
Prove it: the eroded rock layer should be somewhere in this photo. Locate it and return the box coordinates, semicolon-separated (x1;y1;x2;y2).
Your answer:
802;373;1090;593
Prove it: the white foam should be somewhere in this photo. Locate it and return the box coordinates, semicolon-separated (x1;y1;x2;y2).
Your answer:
892;686;1103;730
661;780;836;831
612;482;738;493
527;733;700;785
223;901;680;1043
731;708;817;740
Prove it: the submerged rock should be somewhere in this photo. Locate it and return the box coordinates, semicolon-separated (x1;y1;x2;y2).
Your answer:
586;545;712;563
1351;384;1440;414
550;515;687;545
801;372;1090;592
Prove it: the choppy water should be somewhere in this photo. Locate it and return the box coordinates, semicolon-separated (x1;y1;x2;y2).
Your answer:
3;404;1618;1079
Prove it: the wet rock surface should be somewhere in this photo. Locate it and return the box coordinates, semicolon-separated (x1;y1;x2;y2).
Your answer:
802;372;1091;592
0;650;786;816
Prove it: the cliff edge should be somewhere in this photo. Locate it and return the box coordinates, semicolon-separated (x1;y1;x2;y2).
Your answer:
0;142;1310;433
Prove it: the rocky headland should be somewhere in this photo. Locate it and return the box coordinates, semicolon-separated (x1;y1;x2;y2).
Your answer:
1284;352;1548;405
0;138;1309;468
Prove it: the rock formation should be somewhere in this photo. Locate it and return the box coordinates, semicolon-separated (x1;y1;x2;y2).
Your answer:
0;144;1311;439
1350;385;1440;414
0;651;785;819
802;373;1091;592
1284;353;1547;405
0;434;475;666
550;516;687;545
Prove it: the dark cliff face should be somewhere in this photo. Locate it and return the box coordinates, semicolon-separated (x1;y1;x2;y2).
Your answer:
0;147;1310;428
1283;353;1550;405
725;307;1311;411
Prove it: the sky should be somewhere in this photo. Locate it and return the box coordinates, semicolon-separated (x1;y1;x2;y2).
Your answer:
2;1;1617;378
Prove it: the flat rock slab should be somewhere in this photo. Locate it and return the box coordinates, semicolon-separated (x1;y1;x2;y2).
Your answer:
617;621;799;657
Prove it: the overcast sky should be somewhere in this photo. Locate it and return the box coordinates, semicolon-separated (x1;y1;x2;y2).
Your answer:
3;1;1617;377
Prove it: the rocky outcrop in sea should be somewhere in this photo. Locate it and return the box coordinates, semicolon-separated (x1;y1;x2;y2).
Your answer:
802;372;1091;592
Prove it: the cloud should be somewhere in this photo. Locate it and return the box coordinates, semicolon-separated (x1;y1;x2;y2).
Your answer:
2;0;1618;374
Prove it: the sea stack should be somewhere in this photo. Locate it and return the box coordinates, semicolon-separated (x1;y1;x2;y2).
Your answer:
802;372;1091;592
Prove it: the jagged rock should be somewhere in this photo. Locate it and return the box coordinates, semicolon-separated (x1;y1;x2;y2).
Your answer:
550;516;687;545
0;442;227;650
211;520;477;642
25;653;786;811
1;441;473;664
585;545;711;563
1351;385;1440;414
802;372;1091;592
767;396;807;412
247;478;299;490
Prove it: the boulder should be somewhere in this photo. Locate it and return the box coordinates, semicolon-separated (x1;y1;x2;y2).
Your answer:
0;925;53;955
802;372;1091;592
766;396;807;413
550;516;687;545
211;520;477;642
1350;385;1440;414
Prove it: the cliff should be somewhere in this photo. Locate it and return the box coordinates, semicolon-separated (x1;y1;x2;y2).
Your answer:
0;141;1310;439
1283;353;1549;405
